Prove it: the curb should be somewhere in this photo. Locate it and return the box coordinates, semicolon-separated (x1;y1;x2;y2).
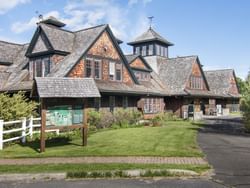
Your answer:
0;169;200;182
0;173;66;182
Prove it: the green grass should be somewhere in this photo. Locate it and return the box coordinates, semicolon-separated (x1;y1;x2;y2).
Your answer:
0;163;210;174
0;120;203;158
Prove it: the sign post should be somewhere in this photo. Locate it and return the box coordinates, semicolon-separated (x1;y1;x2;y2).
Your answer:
40;99;46;153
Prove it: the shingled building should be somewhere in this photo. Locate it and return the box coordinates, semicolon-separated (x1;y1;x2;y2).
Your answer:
0;17;240;121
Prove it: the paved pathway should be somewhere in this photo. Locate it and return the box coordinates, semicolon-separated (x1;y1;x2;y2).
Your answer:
0;156;207;165
198;115;250;188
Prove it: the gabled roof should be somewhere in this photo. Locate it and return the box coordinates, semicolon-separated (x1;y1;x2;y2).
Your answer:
33;77;100;98
125;54;152;72
128;27;174;46
158;56;197;95
204;69;240;98
151;55;210;97
48;24;106;77
26;23;75;56
0;41;23;64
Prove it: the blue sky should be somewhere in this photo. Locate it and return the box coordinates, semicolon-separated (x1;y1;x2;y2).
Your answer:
0;0;249;79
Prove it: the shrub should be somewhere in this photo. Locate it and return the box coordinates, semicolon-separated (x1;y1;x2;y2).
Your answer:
88;109;142;130
0;91;38;121
151;112;179;126
113;109;142;128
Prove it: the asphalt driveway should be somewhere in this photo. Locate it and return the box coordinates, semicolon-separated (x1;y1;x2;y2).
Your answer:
198;115;250;188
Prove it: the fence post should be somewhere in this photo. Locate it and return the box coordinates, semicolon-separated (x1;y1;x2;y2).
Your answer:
0;120;3;150
29;116;33;139
21;117;26;144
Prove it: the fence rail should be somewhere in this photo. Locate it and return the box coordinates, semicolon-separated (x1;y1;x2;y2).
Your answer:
0;117;59;150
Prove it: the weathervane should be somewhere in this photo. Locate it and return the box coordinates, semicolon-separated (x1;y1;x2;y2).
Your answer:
148;16;154;29
35;11;43;23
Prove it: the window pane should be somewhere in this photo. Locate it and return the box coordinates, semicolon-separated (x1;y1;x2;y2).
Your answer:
148;44;153;55
85;59;92;77
116;69;121;81
109;62;115;80
35;59;42;77
135;47;140;54
43;58;50;77
156;45;160;55
29;61;34;80
94;60;100;79
142;46;147;56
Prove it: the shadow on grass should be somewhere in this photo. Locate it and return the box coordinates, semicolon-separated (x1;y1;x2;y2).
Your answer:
18;136;82;153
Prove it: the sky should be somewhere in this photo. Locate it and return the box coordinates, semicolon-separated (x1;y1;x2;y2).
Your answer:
0;0;249;79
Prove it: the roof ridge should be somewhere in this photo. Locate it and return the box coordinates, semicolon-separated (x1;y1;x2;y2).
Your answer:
0;40;24;46
167;55;198;59
74;24;107;33
204;69;234;72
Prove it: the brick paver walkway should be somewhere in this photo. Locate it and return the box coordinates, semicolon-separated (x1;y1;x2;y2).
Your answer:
0;157;207;165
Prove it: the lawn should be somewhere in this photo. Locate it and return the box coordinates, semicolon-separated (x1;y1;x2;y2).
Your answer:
0;121;203;158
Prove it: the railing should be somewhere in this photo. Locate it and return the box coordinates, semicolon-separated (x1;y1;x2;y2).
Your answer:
0;117;59;150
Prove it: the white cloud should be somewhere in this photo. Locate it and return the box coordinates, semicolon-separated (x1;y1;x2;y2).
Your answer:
10;0;152;43
0;0;30;14
11;11;60;34
128;0;152;6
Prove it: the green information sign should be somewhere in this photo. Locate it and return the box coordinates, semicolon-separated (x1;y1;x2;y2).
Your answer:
46;105;83;126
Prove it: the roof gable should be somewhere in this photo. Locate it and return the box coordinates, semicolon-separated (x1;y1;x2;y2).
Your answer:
204;69;240;98
126;54;152;72
32;35;49;54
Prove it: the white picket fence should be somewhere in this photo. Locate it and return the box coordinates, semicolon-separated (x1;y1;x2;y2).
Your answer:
0;117;59;150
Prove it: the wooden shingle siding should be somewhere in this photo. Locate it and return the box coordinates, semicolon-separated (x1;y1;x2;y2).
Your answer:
130;58;147;69
51;54;65;65
68;59;85;78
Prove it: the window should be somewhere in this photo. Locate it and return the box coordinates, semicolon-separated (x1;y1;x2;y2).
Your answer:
160;46;163;56
135;46;140;54
109;61;115;80
143;98;164;114
190;76;203;89
156;45;160;55
116;63;122;81
94;98;101;111
134;71;150;81
122;96;128;109
109;96;115;112
29;57;51;79
142;46;147;56
164;48;168;57
148;44;153;55
85;58;102;79
85;59;92;77
94;60;101;79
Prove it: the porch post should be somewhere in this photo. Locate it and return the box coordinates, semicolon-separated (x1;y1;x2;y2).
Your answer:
40;99;46;153
82;98;88;146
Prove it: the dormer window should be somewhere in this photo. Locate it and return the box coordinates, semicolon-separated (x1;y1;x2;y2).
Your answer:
29;56;51;79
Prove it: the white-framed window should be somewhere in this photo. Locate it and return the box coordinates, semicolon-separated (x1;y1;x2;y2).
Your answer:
109;61;115;80
29;57;51;79
148;44;153;55
142;46;147;56
135;46;140;54
156;45;160;55
164;47;168;57
160;46;164;56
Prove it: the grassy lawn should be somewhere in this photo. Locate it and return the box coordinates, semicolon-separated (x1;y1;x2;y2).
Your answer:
0;163;210;174
0;120;203;158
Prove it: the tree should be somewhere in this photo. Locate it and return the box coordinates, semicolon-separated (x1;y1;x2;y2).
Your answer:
0;92;38;121
240;70;250;131
237;77;247;94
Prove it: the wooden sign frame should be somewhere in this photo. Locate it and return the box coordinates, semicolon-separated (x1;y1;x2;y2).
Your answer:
40;98;88;153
